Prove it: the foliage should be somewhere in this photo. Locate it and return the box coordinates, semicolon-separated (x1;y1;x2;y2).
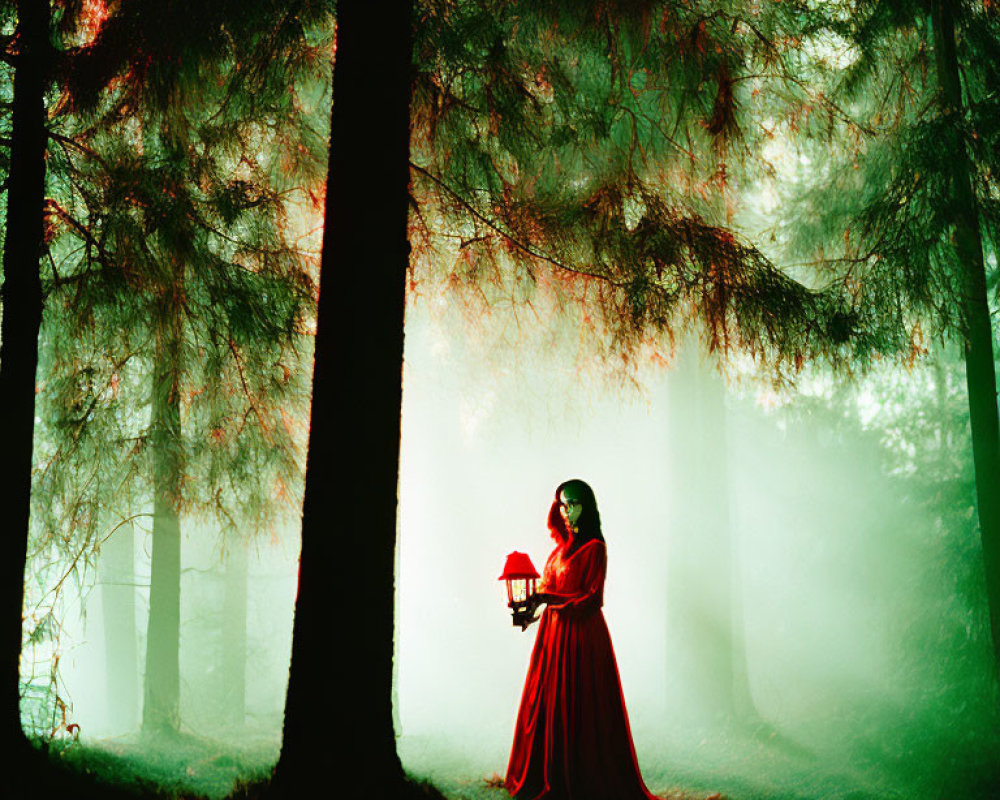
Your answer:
775;0;1000;353
2;0;332;736
409;0;885;388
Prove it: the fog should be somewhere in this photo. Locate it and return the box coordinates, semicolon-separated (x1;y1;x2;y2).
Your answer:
19;284;999;799
395;293;999;799
20;518;299;760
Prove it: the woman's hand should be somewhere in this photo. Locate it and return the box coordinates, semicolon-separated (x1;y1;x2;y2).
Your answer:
512;606;539;630
528;592;553;610
516;593;552;630
511;593;555;630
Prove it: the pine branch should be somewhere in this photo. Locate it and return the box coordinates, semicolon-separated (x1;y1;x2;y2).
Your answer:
44;199;112;267
411;160;623;287
47;130;110;170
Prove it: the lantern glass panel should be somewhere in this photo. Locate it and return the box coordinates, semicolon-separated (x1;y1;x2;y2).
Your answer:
512;578;528;603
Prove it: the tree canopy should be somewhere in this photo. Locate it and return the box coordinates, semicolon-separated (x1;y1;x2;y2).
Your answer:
409;0;896;388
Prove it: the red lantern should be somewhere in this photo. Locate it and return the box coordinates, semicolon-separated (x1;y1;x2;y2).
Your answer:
499;551;539;628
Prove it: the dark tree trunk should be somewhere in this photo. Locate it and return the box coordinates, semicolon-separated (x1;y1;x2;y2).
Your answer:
271;2;435;798
142;317;183;737
931;0;1000;687
0;0;52;782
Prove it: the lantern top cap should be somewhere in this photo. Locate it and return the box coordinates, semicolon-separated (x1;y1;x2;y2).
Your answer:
499;551;539;580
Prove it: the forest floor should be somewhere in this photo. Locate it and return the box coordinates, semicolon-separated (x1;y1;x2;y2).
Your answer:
34;718;1000;800
44;728;279;799
397;720;1000;800
398;732;857;800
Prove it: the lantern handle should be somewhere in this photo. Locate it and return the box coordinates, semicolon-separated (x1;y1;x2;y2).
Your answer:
511;591;552;630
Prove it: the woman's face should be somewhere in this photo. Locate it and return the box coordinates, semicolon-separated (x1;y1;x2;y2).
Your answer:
558;489;583;528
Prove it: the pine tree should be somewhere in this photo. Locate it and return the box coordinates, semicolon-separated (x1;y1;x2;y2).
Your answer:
2;0;332;773
778;0;1000;684
33;13;330;738
270;2;434;797
1;0;60;782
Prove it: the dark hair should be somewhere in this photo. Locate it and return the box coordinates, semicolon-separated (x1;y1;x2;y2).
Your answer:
548;478;605;553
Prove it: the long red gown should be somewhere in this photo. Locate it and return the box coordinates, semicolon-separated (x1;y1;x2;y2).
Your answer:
505;538;657;800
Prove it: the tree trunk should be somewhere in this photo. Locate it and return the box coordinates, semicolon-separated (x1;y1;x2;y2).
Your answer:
142;317;183;737
931;0;1000;686
221;530;247;729
270;1;425;796
99;521;139;734
666;334;755;724
0;0;52;778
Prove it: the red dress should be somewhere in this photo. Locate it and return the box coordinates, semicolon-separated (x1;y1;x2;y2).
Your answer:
505;539;657;800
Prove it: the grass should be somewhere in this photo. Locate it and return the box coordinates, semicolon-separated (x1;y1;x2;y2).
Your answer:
26;715;1000;800
43;729;279;800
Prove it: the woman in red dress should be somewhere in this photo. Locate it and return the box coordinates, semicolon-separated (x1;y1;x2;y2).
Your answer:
505;479;658;800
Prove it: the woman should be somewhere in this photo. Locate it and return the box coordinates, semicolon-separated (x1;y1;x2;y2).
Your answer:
505;479;657;800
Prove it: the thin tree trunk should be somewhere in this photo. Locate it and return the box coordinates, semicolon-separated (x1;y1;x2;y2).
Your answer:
142;318;183;737
666;334;755;724
221;530;247;729
931;0;1000;686
0;0;52;778
100;521;139;734
271;1;423;796
713;384;756;724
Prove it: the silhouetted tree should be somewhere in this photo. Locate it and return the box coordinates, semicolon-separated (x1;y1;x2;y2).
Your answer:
270;2;436;798
0;0;58;785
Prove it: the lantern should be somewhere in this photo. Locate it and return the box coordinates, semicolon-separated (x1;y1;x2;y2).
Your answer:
499;551;540;629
